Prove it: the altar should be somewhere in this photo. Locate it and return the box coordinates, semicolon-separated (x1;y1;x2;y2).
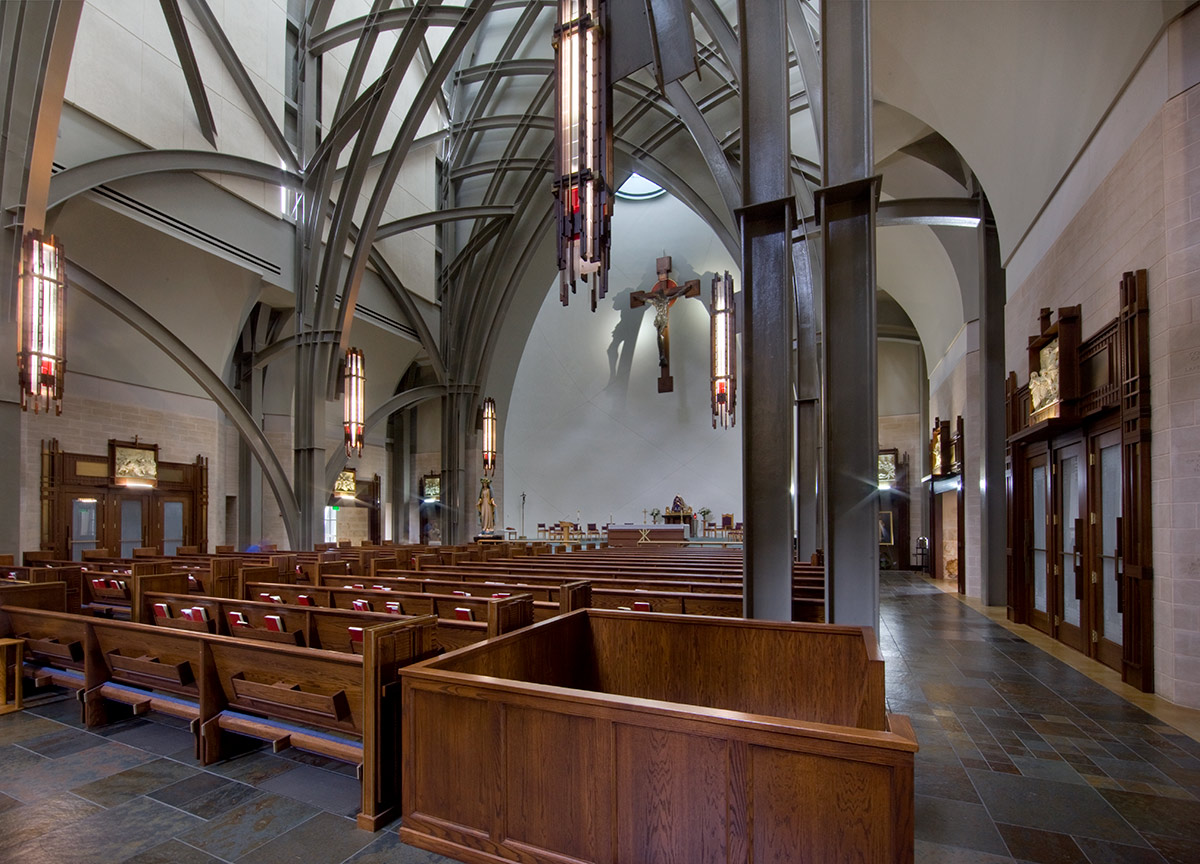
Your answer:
661;511;696;535
606;524;688;547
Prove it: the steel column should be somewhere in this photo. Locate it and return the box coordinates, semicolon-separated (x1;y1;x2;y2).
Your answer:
821;0;879;629
979;195;1007;606
738;0;794;621
794;236;820;560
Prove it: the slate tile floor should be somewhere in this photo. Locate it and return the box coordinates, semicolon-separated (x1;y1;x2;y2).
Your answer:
881;572;1200;863
0;571;1196;862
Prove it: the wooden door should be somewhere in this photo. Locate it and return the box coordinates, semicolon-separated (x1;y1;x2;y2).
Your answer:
1091;428;1124;669
1054;442;1087;652
1027;451;1052;635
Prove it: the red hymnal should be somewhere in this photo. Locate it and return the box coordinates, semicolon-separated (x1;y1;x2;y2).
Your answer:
191;606;209;621
352;598;372;612
263;615;285;632
385;601;402;614
259;593;273;602
153;602;172;618
633;601;652;612
491;593;511;599
227;611;249;628
453;590;470;597
348;626;364;643
92;579;107;590
454;607;474;621
297;595;314;606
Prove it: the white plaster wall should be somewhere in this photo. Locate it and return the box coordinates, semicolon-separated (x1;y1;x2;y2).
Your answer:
502;192;742;530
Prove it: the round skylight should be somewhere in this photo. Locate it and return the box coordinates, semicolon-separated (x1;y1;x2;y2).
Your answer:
615;173;666;201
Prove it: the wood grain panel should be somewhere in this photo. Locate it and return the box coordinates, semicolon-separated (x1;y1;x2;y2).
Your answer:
410;688;497;832
615;724;728;864
751;747;892;864
504;706;601;862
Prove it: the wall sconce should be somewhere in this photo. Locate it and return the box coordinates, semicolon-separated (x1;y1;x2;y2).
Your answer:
478;397;497;536
710;271;736;429
553;0;612;311
344;347;365;457
482;396;497;478
17;229;66;414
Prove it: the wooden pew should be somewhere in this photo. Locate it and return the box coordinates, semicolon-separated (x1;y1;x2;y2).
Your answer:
318;573;745;619
242;582;540;647
400;611;916;863
143;591;535;654
0;589;437;830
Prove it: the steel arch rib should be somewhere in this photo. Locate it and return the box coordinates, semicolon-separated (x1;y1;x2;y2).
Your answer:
66;260;302;548
332;0;496;357
322;384;448;491
47;151;303;210
376;206;513;239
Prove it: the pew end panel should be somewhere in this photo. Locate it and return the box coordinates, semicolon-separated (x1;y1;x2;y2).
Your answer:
358;614;439;831
400;610;915;864
27;566;83;614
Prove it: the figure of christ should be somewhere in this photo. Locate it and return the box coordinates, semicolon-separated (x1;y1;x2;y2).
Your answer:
630;256;701;392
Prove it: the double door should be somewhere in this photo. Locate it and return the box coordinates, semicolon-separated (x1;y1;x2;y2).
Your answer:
66;490;192;560
1025;428;1124;668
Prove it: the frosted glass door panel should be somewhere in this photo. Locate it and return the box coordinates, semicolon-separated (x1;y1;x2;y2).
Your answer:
1100;444;1123;645
120;499;143;558
163;501;184;556
1032;465;1047;613
71;499;98;561
1061;455;1081;627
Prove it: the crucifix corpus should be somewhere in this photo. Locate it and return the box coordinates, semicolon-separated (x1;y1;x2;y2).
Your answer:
630;256;701;392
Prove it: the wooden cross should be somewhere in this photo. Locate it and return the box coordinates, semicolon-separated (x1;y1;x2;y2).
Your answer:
630;256;701;393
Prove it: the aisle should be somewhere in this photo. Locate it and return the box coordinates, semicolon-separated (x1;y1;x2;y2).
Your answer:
879;570;1200;863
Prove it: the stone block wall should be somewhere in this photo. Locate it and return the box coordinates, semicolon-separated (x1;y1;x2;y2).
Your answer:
1007;84;1200;705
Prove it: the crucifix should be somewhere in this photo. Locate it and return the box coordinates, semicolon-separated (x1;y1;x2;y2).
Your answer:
630;256;701;392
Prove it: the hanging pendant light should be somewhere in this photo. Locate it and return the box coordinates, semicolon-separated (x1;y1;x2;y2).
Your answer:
711;271;736;429
344;347;365;457
553;0;612;311
17;229;66;414
481;396;497;478
478;397;498;536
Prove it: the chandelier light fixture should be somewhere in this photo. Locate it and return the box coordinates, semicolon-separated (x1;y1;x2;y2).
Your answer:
17;229;66;414
344;347;365;457
553;0;612;311
711;271;736;429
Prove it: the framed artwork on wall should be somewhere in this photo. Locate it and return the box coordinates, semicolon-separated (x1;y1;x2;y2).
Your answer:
110;439;159;488
879;510;894;546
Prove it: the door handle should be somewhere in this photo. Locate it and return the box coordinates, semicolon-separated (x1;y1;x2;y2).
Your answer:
1074;518;1084;600
1115;515;1124;614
